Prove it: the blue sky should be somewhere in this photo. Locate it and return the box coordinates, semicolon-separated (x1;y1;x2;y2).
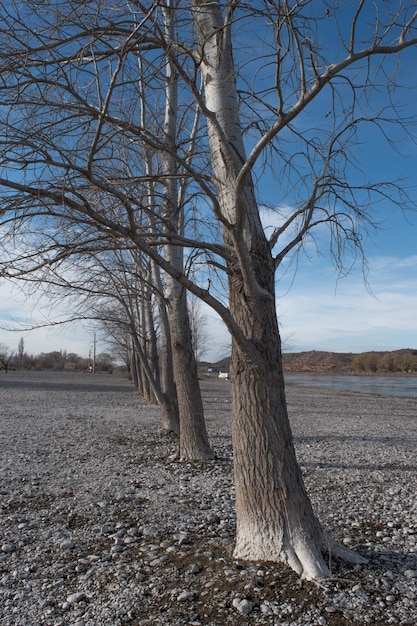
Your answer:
202;193;417;362
1;233;416;363
0;2;416;363
202;254;417;363
1;110;416;363
0;281;96;359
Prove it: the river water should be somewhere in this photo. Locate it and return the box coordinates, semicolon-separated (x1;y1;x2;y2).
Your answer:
284;374;417;398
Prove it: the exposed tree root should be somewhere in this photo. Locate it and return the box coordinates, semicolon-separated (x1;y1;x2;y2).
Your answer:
233;527;368;582
326;536;369;565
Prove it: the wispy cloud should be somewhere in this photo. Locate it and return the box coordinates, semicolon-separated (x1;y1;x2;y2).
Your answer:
1;251;416;360
277;253;417;352
0;280;92;356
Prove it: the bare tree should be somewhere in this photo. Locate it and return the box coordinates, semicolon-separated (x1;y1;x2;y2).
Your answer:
158;2;213;458
18;337;25;367
0;343;13;373
188;296;209;363
190;0;416;578
0;1;416;578
29;245;182;433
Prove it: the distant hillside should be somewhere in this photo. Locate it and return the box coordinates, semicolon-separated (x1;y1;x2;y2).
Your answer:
200;349;417;375
201;351;354;374
282;350;354;374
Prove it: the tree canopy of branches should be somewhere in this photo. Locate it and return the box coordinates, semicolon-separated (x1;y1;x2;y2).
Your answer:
0;0;416;579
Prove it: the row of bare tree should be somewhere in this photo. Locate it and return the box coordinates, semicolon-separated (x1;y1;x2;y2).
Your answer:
0;342;116;372
0;1;416;580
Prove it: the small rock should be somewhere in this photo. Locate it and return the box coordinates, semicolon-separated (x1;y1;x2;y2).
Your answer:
232;598;254;615
111;545;123;553
100;524;111;534
60;539;74;550
177;590;194;602
66;592;86;604
189;563;201;574
75;563;87;573
1;543;16;553
142;526;158;537
123;536;137;544
260;602;273;614
404;569;417;578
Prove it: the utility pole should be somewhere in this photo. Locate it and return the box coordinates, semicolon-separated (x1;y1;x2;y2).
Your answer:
93;332;96;374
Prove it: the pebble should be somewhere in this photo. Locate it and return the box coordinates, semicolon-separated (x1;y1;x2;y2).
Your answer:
232;597;254;614
1;543;15;553
177;590;194;602
0;372;416;626
66;592;86;604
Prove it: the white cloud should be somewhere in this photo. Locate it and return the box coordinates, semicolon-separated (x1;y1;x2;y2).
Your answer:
1;252;415;361
277;254;417;352
0;280;94;357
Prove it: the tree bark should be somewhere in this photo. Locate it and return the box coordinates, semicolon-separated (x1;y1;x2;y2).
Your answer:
193;0;365;578
230;278;332;579
152;260;180;435
167;275;214;460
162;1;213;460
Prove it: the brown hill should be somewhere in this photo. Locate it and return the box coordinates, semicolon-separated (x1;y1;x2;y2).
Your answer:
282;350;354;374
200;349;417;376
203;351;354;374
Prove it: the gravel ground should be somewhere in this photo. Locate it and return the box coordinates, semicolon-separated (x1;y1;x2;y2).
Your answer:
0;370;416;626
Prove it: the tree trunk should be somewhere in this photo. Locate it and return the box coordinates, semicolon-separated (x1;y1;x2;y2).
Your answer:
152;260;180;435
162;1;213;460
130;316;180;434
230;286;330;579
129;337;139;389
193;0;365;578
166;272;214;460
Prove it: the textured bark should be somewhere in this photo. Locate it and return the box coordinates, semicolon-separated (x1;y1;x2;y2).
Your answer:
230;291;366;578
193;0;366;578
167;275;214;460
230;289;329;579
162;3;213;459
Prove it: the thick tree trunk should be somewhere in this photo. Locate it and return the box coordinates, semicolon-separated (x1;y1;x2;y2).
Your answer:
230;291;330;579
193;0;366;578
230;288;366;579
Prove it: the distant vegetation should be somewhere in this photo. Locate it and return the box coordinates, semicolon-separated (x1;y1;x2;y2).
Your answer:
3;342;417;376
0;342;117;374
351;350;417;374
204;349;417;376
282;349;417;375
